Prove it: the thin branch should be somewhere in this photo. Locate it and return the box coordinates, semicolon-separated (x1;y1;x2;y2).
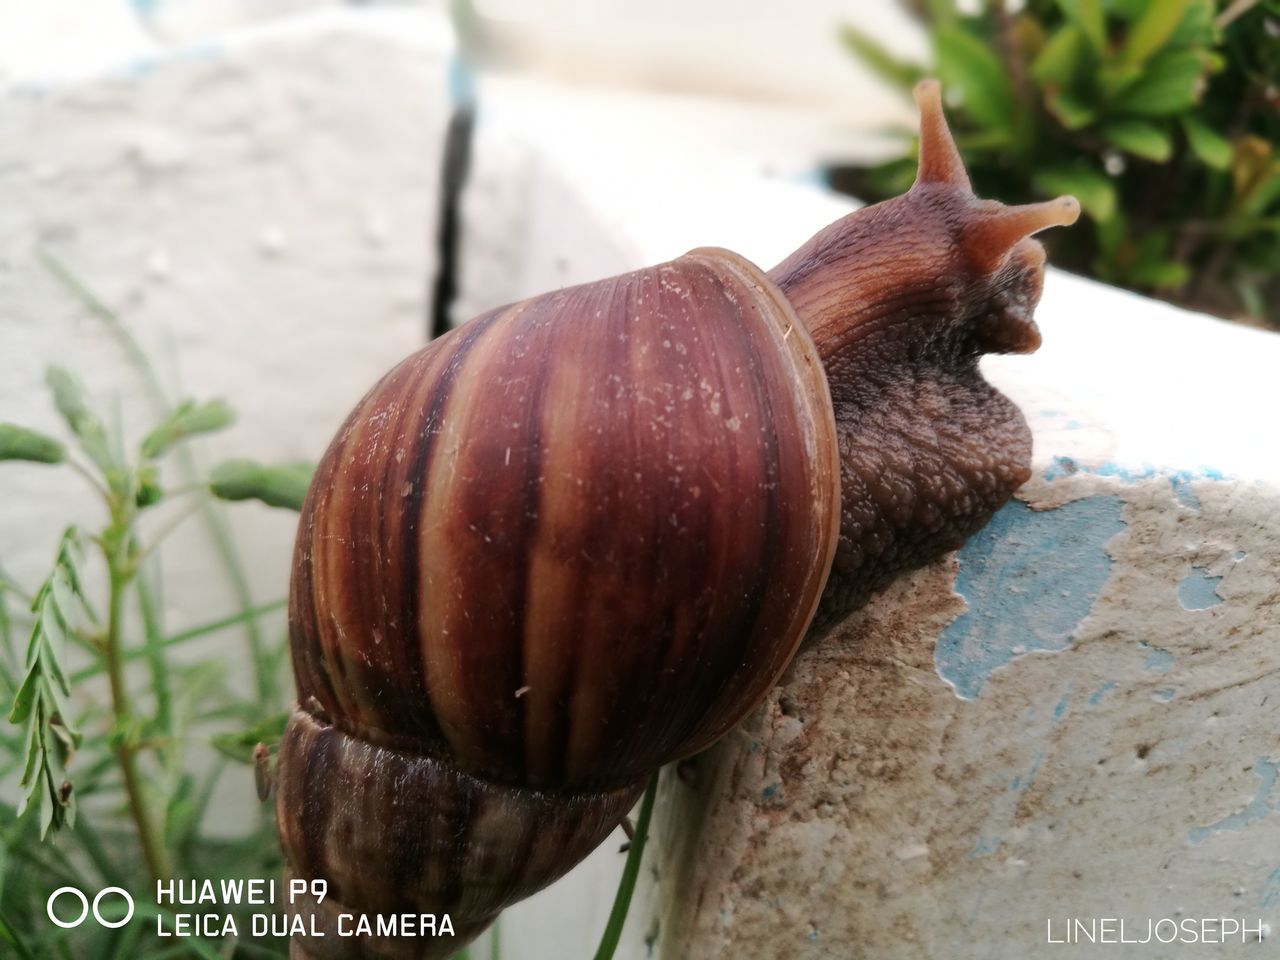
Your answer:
130;495;206;571
1216;0;1259;29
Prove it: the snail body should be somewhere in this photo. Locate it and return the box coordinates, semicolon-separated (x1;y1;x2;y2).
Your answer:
277;82;1078;959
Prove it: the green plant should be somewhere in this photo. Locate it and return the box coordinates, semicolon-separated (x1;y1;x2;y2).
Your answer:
839;0;1280;325
0;258;311;958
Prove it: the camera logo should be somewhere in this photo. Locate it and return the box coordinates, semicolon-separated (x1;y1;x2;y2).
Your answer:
46;887;134;929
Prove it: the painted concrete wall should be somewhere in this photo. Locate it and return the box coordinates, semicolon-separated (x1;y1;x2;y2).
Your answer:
644;385;1280;959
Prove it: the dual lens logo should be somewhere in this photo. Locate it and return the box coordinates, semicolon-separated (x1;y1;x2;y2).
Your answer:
46;887;135;929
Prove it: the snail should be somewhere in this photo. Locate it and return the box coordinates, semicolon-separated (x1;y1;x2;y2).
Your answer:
275;80;1078;959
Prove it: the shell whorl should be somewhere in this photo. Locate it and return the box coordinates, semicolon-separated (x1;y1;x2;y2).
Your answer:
276;710;642;960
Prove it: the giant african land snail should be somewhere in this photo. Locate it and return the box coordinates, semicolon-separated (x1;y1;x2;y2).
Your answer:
275;81;1079;959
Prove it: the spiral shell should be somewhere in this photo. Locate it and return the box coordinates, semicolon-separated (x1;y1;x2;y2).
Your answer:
277;247;841;958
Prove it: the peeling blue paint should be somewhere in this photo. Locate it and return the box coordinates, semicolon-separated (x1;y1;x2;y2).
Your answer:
1170;475;1201;510
1010;749;1045;793
937;498;1126;699
968;890;987;924
970;832;1002;857
784;168;829;190
1043;456;1157;483
448;53;475;105
1178;566;1224;611
1153;688;1176;702
1235;550;1248;562
1189;758;1279;845
761;782;780;801
1088;681;1118;705
1054;694;1070;720
1261;867;1280;908
1043;458;1226;500
976;748;1046;856
1141;645;1174;674
131;0;162;21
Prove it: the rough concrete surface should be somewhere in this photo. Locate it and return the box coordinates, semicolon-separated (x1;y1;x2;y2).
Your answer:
648;467;1279;959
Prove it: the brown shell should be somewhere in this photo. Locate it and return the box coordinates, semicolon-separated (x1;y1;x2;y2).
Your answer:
276;710;642;959
277;247;840;958
285;247;840;791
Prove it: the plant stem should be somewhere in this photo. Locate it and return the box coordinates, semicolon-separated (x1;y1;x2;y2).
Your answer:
66;458;113;504
103;519;171;884
1216;0;1258;29
592;772;659;960
42;251;277;710
135;572;173;736
131;495;205;570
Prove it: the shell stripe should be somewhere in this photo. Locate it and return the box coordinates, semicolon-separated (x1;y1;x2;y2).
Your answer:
288;249;841;791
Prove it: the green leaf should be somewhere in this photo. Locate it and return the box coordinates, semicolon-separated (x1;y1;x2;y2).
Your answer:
8;663;39;725
0;911;38;960
1181;115;1231;170
1101;120;1172;161
141;399;235;459
1231;137;1280;215
923;0;957;27
1111;48;1205;115
1129;259;1192;287
838;25;923;88
1108;0;1147;20
136;463;164;507
6;529;86;837
934;25;1014;136
1242;171;1280;218
1122;0;1193;66
45;366;114;476
1033;166;1117;220
0;424;66;465
1044;89;1096;129
1096;60;1144;98
1032;25;1088;86
1057;0;1106;52
209;459;313;511
1166;0;1216;48
210;711;290;762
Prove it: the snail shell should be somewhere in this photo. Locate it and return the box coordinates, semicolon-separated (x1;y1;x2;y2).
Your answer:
276;80;1079;959
278;248;841;958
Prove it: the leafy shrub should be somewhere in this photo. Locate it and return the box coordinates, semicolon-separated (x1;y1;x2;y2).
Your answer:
838;0;1280;326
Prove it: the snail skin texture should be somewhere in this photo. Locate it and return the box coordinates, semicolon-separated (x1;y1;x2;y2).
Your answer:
276;80;1079;960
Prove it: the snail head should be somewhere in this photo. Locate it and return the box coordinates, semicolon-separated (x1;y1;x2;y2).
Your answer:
771;78;1079;367
768;79;1080;632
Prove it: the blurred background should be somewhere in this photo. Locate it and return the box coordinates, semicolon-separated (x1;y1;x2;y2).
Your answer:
6;0;1273;323
0;1;1276;958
